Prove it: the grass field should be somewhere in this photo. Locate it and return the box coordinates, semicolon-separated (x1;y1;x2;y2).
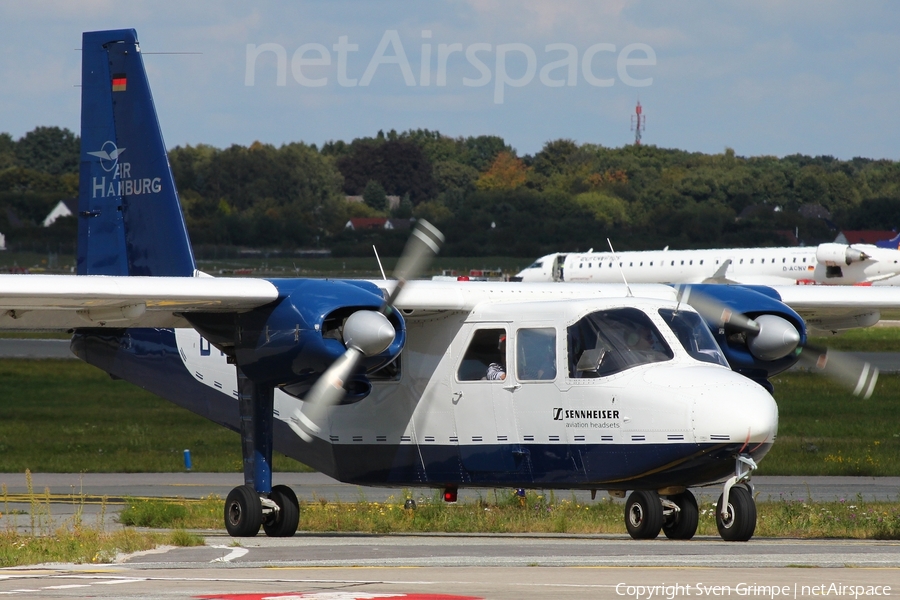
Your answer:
0;360;309;473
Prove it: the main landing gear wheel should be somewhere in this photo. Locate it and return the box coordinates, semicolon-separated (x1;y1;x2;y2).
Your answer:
225;484;262;537
663;490;699;540
625;490;663;540
263;484;300;537
716;485;756;542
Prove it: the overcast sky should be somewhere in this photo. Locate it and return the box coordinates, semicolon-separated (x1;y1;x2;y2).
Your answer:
1;1;898;159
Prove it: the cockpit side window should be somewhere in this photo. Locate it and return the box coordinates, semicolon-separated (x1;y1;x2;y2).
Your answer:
458;328;507;381
527;261;543;269
516;327;557;381
567;308;673;378
658;308;729;367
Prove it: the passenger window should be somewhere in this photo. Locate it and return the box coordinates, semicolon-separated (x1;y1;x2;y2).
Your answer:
458;328;507;381
517;328;557;381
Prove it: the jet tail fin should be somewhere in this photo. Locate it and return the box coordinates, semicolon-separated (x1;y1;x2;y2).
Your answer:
876;232;900;251
78;29;195;276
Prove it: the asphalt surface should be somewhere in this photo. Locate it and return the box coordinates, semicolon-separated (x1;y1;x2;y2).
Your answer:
0;564;895;599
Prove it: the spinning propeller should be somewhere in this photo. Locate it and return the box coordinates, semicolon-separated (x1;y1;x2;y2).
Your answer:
289;220;445;441
675;285;879;399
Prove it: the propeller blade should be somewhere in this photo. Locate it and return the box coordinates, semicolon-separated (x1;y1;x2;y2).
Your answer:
385;219;444;307
796;345;879;399
293;220;445;442
302;347;363;410
675;285;760;334
674;285;880;398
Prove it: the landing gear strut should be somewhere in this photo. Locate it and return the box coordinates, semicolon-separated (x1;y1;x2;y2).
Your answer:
716;454;758;542
224;369;300;537
662;490;699;540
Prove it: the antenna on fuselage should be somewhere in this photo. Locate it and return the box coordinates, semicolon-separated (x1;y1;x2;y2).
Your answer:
373;245;387;280
607;238;633;297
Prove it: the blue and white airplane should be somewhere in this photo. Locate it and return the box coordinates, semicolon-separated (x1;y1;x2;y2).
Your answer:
1;29;893;543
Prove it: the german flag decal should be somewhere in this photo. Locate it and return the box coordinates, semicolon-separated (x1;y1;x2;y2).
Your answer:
112;73;127;92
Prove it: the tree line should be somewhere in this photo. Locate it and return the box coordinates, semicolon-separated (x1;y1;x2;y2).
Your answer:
2;125;900;257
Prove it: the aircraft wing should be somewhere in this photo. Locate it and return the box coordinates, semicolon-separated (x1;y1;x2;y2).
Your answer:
771;285;900;333
376;280;678;312
0;274;278;329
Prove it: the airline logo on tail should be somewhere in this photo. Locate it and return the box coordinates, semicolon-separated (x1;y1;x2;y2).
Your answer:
88;140;162;199
87;141;125;171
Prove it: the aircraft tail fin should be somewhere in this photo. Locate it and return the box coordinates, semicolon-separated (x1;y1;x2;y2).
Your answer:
78;29;195;276
875;232;900;251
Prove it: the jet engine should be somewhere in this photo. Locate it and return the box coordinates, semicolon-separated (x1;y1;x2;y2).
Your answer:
815;243;870;266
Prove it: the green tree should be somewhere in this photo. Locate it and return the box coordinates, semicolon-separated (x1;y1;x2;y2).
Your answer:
14;126;79;175
336;138;437;203
0;133;16;170
363;179;387;211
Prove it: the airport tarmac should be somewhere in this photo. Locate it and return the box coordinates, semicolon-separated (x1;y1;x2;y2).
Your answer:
0;546;899;598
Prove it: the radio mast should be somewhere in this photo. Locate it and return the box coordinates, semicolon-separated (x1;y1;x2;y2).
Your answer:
631;100;645;145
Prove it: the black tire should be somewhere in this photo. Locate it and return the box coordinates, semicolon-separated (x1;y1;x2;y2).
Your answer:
624;490;663;540
663;490;699;540
263;484;300;538
224;484;262;537
716;486;756;542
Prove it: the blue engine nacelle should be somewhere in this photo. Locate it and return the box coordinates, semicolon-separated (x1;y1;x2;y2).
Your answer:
186;278;404;401
687;284;806;388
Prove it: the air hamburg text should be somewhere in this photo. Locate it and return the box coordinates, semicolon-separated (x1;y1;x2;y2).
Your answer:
92;163;162;199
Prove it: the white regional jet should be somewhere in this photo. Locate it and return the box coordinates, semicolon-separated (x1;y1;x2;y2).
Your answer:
514;244;900;286
3;29;899;545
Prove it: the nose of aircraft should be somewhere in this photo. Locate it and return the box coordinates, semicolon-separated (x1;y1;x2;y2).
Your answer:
688;366;779;447
643;364;778;447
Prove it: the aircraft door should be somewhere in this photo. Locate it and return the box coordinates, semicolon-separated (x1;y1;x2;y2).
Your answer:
504;325;569;481
451;324;522;474
553;254;567;281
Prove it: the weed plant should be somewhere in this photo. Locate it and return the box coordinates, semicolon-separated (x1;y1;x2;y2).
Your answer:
0;470;203;567
118;495;223;529
117;490;900;540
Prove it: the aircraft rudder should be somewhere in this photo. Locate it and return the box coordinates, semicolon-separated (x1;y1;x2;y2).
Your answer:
79;29;195;277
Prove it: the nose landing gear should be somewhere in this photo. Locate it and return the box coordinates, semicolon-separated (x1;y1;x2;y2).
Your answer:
715;454;758;541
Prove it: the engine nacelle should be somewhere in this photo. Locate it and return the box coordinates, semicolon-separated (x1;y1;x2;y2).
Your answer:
815;243;870;266
686;284;806;388
186;278;404;401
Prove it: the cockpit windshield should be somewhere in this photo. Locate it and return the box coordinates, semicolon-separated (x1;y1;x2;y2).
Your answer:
658;308;729;367
527;261;543;269
567;307;673;378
